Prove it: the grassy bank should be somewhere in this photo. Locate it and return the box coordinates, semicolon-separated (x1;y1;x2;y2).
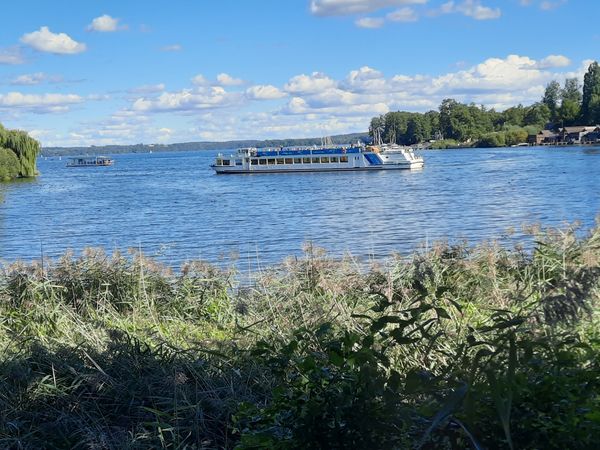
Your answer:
1;225;599;449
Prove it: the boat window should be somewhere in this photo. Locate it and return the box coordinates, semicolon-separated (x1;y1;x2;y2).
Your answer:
236;159;243;166
303;157;311;164
251;159;258;165
276;158;285;164
267;158;276;165
321;157;330;163
284;158;293;164
259;159;267;165
331;156;339;163
222;159;230;166
340;156;348;163
294;158;302;164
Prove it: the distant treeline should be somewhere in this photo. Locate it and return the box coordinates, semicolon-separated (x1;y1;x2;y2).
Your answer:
370;60;600;148
41;133;370;157
0;123;40;181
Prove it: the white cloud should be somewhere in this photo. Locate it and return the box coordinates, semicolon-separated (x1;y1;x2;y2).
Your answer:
343;66;386;92
128;83;166;94
540;0;567;10
387;6;418;21
10;72;64;85
87;14;125;32
310;0;427;16
161;44;182;52
21;27;86;54
284;72;338;94
132;86;244;113
435;0;501;20
0;92;84;113
536;54;571;69
0;46;25;65
245;85;287;100
191;74;210;85
216;73;244;86
355;17;385;28
33;53;592;147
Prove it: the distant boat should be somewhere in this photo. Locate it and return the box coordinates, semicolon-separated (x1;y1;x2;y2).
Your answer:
66;156;114;167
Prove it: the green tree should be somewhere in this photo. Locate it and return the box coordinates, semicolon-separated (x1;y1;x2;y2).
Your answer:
369;115;385;144
501;105;526;127
542;80;561;123
0;148;20;181
558;78;582;126
0;123;40;179
523;103;551;128
581;61;600;124
562;78;582;104
405;117;425;145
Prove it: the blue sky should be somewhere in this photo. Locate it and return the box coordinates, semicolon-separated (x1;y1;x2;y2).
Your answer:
0;0;598;147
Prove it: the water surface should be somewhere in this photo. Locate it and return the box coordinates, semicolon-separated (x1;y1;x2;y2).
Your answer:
1;146;598;268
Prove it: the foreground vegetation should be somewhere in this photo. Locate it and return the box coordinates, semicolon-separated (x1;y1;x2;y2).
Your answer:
0;123;40;181
369;60;600;148
1;223;599;449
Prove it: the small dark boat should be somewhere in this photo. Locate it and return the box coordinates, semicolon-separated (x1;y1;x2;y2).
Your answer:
66;156;114;167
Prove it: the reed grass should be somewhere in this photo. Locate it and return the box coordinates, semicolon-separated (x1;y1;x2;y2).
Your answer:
1;222;599;449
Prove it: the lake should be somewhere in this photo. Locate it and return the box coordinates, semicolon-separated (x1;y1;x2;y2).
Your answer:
1;146;599;269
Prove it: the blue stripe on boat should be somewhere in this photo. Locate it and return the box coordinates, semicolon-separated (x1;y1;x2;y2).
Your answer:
364;153;382;165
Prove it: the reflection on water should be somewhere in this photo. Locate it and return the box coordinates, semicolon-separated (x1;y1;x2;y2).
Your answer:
0;146;598;268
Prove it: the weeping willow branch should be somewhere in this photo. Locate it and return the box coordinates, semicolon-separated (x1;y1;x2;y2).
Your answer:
0;123;41;180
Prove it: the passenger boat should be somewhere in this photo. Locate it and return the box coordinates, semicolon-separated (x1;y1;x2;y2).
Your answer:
66;156;115;167
211;144;423;174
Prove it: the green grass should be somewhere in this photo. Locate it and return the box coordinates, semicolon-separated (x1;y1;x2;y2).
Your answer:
1;223;599;449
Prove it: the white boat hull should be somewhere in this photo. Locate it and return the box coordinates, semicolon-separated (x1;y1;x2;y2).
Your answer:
212;146;424;174
213;162;423;174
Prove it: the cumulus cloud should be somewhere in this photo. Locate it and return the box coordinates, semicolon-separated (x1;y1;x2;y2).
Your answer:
435;0;501;20
0;46;25;65
10;72;64;85
540;0;567;10
310;0;427;16
355;17;385;28
0;92;84;113
191;74;210;86
87;14;126;32
128;83;167;94
284;72;338;94
536;54;571;68
216;73;244;86
343;66;387;92
131;86;245;113
245;85;287;100
37;53;590;147
387;6;418;21
21;27;86;54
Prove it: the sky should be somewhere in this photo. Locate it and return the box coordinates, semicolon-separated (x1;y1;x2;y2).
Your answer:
0;0;598;147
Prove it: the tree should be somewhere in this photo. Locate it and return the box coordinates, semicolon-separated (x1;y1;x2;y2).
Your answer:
0;148;20;181
0;124;40;179
581;61;600;124
542;80;561;123
557;78;582;126
405;117;425;145
501;105;526;127
369;115;385;144
562;78;582;104
523;103;551;128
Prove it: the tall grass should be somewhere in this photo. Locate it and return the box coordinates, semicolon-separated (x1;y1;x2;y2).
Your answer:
1;223;599;449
